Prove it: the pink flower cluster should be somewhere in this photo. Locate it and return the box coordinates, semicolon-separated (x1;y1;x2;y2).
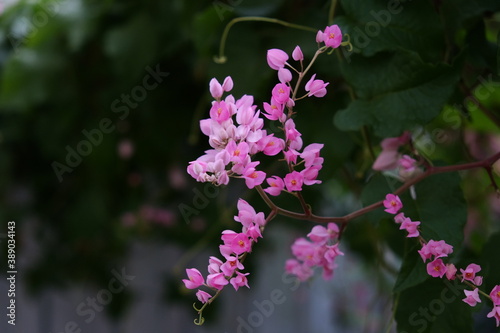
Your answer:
384;193;500;326
187;76;280;188
285;223;343;281
182;199;266;303
372;132;421;179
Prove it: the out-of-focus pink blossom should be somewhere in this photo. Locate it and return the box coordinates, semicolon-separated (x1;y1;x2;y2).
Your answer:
462;288;481;307
284;171;303;192
292;45;304;61
427;258;446;278
264;176;284;196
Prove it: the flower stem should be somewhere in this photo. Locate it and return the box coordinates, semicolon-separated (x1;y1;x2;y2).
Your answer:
215;17;317;64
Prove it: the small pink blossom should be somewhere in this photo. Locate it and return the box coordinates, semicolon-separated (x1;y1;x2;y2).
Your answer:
220;256;244;276
324;243;343;262
234;199;257;227
490;285;500;306
322;25;342;48
259;134;285;156
474;276;483;286
427;258;446;278
301;165;322;186
230;271;250;291
300;143;324;168
373;150;400;171
271;83;291;104
383;194;403;214
267;48;289;70
283;149;300;164
182;268;204;289
445;263;457;280
487;306;500;327
394;213;406;224
284;171;304;192
400;218;420;238
278;68;292;83
196;290;212;304
399;154;417;171
462;288;481;307
209;101;231;123
242;162;266;189
292;45;304;61
305;74;329;98
230;233;252;255
208;256;223;274
222;76;233;92
315;30;324;43
206;272;229;290
264;176;284;196
285;259;314;282
209;78;223;99
418;240;454;262
263;100;285;122
460;263;481;283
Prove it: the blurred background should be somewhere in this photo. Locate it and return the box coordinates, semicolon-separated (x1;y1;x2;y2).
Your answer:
0;0;500;332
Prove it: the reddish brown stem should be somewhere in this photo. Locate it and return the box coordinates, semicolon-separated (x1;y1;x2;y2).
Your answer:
256;151;500;225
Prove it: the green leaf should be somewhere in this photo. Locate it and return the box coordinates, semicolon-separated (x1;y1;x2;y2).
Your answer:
395;278;472;333
414;172;467;250
336;0;444;61
393;243;428;293
334;51;460;137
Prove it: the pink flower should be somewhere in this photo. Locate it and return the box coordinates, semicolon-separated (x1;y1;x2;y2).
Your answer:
291;238;317;265
307;225;330;244
278;68;292;83
234;199;257;227
258;134;285;156
399;154;416;171
324;243;343;262
263;99;285;122
315;30;324;43
490;285;500;305
305;74;329;97
267;48;289;70
242;162;266;189
264;176;284;196
285;259;314;282
394;213;406;224
284;171;304;192
400;218;420;238
460;263;481;283
271;83;291;104
487;306;500;327
230;271;250;291
418;240;454;262
383;194;403;214
230;233;252;255
208;256;223;274
182;268;205;289
301;165;322;185
209;101;231;123
427;258;446;278
373;150;400;171
445;263;457;280
300;143;324;168
196;290;212;304
206;272;229;290
222;76;233;92
283;149;300;164
292;45;304;61
220;256;244;276
209;78;223;99
462;288;481;307
322;25;342;48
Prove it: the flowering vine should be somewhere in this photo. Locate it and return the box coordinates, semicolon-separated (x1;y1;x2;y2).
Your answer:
182;21;500;327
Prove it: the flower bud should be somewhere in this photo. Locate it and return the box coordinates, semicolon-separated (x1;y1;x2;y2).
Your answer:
267;48;289;70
